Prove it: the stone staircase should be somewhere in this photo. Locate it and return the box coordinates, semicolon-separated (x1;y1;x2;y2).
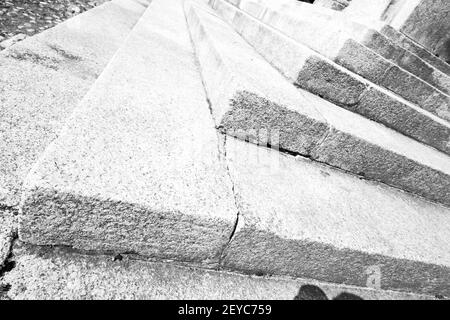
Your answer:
1;0;449;299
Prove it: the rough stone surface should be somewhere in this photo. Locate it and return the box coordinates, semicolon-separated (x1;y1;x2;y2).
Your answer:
0;0;147;207
0;0;112;41
222;137;450;297
211;0;450;155
20;0;238;265
224;0;450;122
285;0;450;95
358;28;450;96
314;0;351;11
1;241;437;300
186;1;330;153
399;0;450;62
343;0;390;21
381;65;450;122
356;88;450;155
380;24;450;77
0;210;16;268
202;0;450;207
0;34;27;50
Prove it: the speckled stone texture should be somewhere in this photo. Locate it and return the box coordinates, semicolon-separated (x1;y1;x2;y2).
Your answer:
0;0;147;207
0;0;111;42
399;0;450;63
19;0;238;265
1;241;438;300
215;0;450;135
222;137;450;297
0;210;16;269
189;0;450;208
314;0;351;11
379;24;450;77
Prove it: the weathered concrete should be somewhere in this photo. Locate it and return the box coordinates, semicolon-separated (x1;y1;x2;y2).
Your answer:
222;136;450;297
19;0;238;265
0;0;148;208
190;0;450;206
220;0;450;120
1;242;436;300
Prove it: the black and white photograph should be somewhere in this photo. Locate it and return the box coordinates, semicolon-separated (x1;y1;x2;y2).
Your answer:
0;0;449;305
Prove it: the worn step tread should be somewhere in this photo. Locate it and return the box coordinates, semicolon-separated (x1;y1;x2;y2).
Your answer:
0;0;149;207
210;0;450;156
189;0;450;206
19;0;238;265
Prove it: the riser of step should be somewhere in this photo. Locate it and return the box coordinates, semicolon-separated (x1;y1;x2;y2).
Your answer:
2;241;438;300
222;136;450;297
222;0;450;123
0;209;15;268
0;0;149;207
379;24;450;77
19;0;238;265
194;0;450;207
18;0;450;298
234;0;450;97
283;0;450;81
209;0;450;156
350;22;450;95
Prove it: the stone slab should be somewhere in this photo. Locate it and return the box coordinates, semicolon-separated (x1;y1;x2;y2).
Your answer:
1;241;437;300
0;0;148;207
223;0;450;121
222;136;450;297
193;0;450;207
19;0;238;265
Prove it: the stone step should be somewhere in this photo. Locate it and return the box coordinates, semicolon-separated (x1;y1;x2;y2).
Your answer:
378;24;450;78
234;0;450;97
16;0;450;298
1;241;438;300
0;210;15;269
209;0;450;156
0;0;149;208
219;0;450;123
189;0;450;207
222;136;450;297
19;0;238;265
306;1;450;97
